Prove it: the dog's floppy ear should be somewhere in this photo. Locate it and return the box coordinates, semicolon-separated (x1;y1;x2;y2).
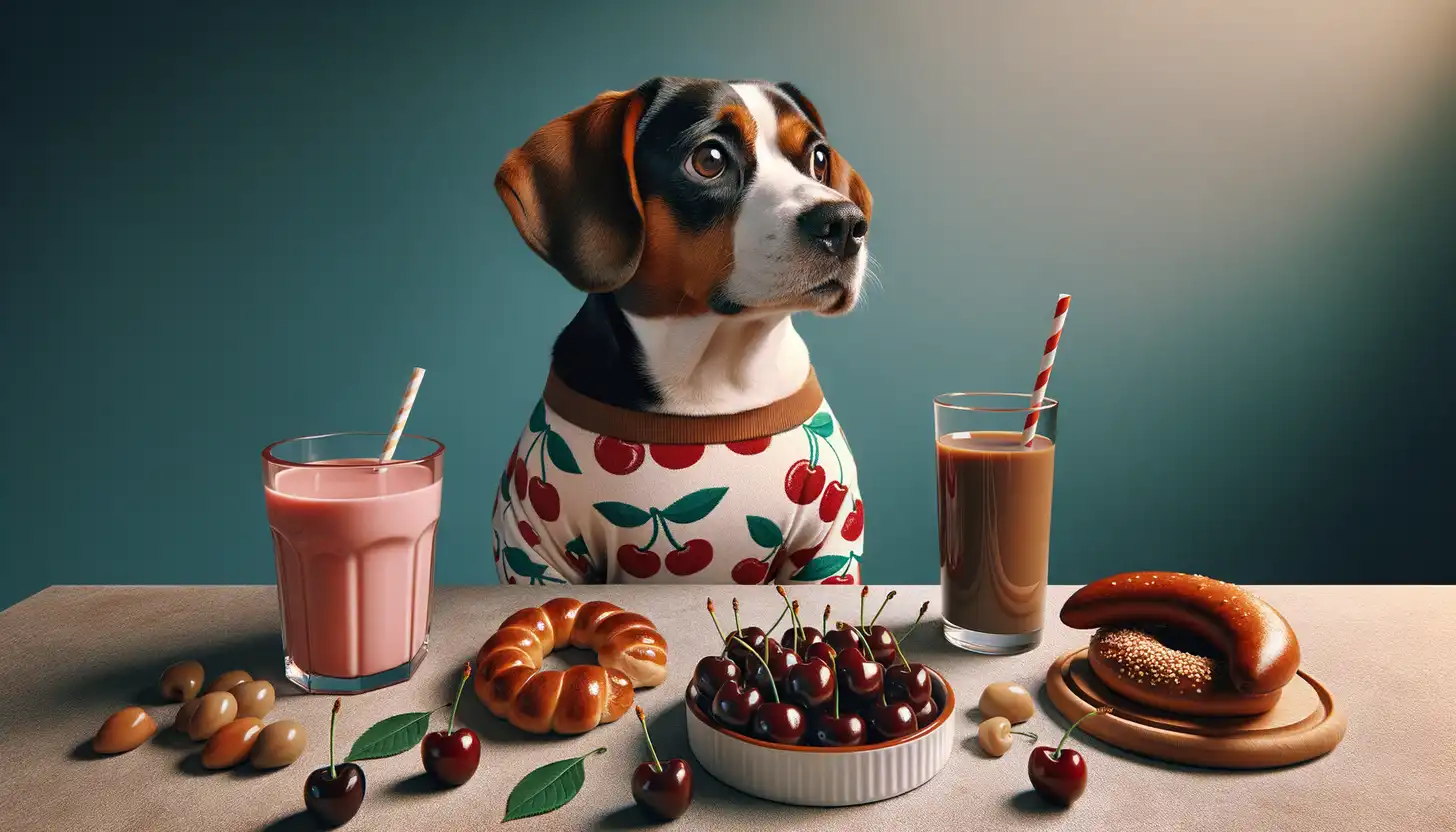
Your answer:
775;81;873;223
496;80;661;292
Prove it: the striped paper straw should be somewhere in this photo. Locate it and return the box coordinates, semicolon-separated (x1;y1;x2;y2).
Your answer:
1021;294;1070;447
379;367;426;463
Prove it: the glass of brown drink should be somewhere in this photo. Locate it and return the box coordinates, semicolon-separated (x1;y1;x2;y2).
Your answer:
936;393;1058;654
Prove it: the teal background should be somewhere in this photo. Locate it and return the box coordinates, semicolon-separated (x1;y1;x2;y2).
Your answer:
4;1;1454;610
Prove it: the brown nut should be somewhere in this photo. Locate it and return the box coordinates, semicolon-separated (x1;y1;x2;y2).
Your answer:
93;706;158;754
231;680;275;720
201;717;263;769
979;681;1036;724
250;719;308;769
174;698;203;733
187;691;237;741
159;660;205;702
205;670;253;694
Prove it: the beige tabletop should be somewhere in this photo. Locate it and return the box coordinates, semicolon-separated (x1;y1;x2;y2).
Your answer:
0;585;1449;831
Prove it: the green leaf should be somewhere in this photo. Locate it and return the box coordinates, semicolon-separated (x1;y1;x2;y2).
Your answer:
806;412;834;438
344;711;435;762
660;487;728;525
564;535;589;556
528;399;546;433
746;515;784;549
504;547;547;578
593;501;653;528
791;555;850;582
503;747;607;822
545;430;581;474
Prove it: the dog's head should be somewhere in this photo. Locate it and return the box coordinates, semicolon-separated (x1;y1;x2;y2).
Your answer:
496;77;873;318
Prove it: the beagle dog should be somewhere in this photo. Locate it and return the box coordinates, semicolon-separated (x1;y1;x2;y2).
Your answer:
491;77;872;586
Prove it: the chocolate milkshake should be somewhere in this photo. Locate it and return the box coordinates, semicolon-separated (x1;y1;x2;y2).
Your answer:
938;430;1056;652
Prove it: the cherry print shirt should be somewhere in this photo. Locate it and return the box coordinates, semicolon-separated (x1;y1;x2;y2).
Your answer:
491;397;863;586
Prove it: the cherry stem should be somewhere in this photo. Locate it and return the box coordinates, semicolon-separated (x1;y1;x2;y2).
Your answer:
448;663;471;734
901;601;930;643
1053;707;1111;760
328;698;340;780
829;652;840;719
732;598;742;636
842;621;876;657
869;590;896;627
891;633;911;670
707;599;730;657
823;604;831;634
767;605;789;635
635;706;662;773
776;586;795;644
730;635;779;703
792;600;804;646
1013;731;1039;740
859;587;868;634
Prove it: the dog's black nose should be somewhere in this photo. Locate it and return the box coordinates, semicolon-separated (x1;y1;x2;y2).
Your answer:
797;201;868;259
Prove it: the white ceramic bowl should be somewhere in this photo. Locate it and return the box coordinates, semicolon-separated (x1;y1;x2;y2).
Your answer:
685;671;956;807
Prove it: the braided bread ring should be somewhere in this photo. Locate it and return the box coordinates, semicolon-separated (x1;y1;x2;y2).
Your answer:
474;598;668;734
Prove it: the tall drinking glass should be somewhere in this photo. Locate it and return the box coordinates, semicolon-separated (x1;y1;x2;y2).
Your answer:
936;394;1058;655
262;432;444;693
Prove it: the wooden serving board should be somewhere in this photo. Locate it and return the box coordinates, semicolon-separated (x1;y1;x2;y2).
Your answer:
1044;647;1346;769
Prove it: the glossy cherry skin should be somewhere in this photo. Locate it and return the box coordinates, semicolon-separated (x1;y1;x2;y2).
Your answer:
834;647;885;702
632;758;693;821
751;702;807;745
810;711;866;747
421;728;480;787
863;625;898;665
693;656;740;710
802;641;838;666
710;680;763;730
823;627;860;657
1028;746;1088;806
785;658;835;710
867;700;919;742
726;627;768;667
304;763;365;828
911;696;939;725
884;663;933;706
781;625;824;657
749;643;800;695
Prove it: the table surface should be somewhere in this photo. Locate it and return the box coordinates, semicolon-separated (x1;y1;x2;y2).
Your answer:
0;585;1450;831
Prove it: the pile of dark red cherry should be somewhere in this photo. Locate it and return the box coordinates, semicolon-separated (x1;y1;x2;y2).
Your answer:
688;587;939;747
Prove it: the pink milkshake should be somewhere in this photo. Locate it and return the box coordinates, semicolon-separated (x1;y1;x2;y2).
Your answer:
263;433;443;693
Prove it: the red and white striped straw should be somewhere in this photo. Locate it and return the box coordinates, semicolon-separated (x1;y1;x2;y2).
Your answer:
1021;294;1070;447
379;367;426;462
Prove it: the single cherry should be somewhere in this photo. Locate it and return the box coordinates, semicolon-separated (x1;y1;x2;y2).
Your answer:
692;655;740;711
649;443;705;470
842;498;864;541
632;706;693;820
823;626;860;657
1028;707;1109;807
819;480;850;522
719;599;767;668
867;699;918;742
710;680;762;731
617;544;661;579
803;640;837;666
304;699;365;828
422;663;481;787
749;640;800;696
784;459;827;504
810;653;866;747
822;574;856;585
911;697;939;724
726;436;772;455
731;557;771;585
785;654;835;710
787;534;827;568
527;476;560;521
594;436;645;475
735;635;807;745
833;641;884;703
884;601;934;706
860;590;900;664
665;539;714;576
517;520;541;548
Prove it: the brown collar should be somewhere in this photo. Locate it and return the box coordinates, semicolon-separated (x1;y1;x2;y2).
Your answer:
542;368;824;444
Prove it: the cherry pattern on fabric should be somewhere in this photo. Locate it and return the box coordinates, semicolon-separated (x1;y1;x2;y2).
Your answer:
492;401;861;585
594;487;729;579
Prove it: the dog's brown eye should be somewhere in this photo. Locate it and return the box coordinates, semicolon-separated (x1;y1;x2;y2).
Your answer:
689;142;728;179
811;145;829;182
